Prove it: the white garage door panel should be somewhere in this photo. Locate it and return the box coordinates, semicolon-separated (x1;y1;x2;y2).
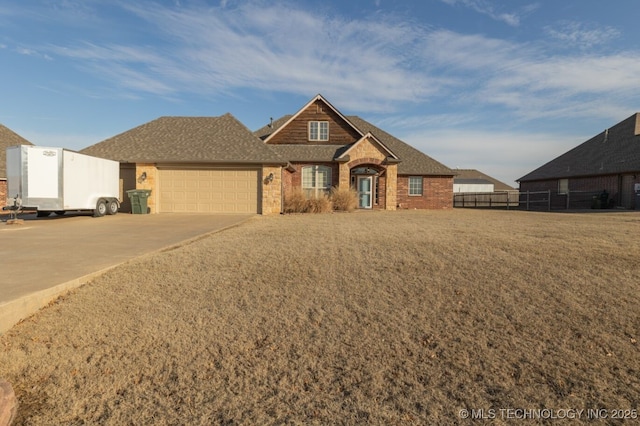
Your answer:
159;169;259;213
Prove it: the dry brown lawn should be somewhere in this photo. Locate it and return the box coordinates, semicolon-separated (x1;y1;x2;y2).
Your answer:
1;209;639;425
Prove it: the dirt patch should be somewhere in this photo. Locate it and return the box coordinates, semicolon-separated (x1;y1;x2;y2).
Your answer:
1;210;639;424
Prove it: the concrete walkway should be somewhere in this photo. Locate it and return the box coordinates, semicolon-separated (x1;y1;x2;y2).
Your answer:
0;212;254;334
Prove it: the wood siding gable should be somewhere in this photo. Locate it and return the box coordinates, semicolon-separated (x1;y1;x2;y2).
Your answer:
264;96;361;146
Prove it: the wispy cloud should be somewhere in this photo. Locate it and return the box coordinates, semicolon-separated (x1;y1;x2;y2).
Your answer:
545;21;620;50
439;0;536;26
32;1;640;124
16;46;52;60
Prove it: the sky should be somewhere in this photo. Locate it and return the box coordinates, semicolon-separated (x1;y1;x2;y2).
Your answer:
2;0;640;186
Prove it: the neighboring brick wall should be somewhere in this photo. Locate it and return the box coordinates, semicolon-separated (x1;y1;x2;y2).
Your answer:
0;180;6;209
520;174;640;209
397;175;453;210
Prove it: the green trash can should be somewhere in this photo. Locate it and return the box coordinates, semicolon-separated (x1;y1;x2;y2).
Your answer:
126;189;152;214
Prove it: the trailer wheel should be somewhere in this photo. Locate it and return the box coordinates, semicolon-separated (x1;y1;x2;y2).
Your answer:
54;211;65;216
36;211;51;218
94;200;107;217
106;199;119;215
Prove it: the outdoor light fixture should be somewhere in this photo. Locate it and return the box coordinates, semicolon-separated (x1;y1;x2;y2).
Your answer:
138;172;147;183
267;173;274;182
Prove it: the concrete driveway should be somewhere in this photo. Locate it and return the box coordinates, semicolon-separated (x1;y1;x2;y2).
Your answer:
0;212;254;333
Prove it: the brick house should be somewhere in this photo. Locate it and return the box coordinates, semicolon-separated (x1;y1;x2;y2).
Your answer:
0;124;34;208
256;95;454;210
518;113;640;210
82;94;454;214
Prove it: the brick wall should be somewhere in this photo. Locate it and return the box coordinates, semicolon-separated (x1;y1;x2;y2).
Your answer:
397;175;453;210
520;173;639;209
283;162;340;197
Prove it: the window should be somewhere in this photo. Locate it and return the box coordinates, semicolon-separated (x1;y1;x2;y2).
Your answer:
309;121;329;141
302;165;332;197
558;178;569;195
408;176;423;196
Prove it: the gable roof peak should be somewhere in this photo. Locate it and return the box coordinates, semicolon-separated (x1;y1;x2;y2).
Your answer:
261;94;363;143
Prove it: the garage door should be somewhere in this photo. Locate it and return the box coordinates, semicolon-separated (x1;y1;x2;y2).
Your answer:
159;168;259;213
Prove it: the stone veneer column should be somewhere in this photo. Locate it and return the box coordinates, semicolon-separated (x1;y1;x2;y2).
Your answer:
261;166;282;215
338;162;351;189
135;163;157;213
385;164;397;210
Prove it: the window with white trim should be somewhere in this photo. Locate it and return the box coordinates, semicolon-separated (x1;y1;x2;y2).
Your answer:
308;121;329;141
302;165;332;198
558;178;568;195
408;176;423;196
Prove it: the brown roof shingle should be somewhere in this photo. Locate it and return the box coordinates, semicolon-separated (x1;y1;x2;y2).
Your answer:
256;114;453;175
81;114;285;165
346;116;454;176
519;113;640;182
1;124;34;178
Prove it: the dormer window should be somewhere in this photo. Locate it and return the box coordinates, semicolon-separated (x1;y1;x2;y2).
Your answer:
309;121;329;141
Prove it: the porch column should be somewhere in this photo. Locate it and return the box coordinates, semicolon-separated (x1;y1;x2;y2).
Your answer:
385;164;397;210
338;162;350;189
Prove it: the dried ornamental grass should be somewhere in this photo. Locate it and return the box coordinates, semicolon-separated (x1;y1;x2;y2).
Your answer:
283;190;307;213
305;195;332;213
330;187;358;212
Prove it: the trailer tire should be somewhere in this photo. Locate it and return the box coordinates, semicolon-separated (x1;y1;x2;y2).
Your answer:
106;199;119;215
94;200;107;217
36;211;51;218
54;211;65;216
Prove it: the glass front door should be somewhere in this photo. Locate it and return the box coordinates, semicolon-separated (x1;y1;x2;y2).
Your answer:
357;176;373;209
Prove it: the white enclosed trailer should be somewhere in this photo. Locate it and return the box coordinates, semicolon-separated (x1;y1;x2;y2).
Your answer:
6;145;120;217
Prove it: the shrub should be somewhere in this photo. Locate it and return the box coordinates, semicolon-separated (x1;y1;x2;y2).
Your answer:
283;190;308;214
283;191;333;214
330;187;358;212
306;195;333;213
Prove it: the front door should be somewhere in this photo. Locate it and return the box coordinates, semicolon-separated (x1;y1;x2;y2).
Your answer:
357;176;373;209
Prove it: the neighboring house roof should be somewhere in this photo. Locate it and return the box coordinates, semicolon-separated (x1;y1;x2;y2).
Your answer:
455;178;493;185
454;169;515;191
257;112;454;176
0;124;34;178
518;113;640;182
81;114;285;165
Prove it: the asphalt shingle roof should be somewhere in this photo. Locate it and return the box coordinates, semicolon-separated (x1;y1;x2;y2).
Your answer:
453;168;515;190
256;115;454;176
81;114;285;165
1;124;34;178
518;113;640;182
346;116;453;175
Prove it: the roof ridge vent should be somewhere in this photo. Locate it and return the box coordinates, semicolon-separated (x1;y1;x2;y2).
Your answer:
604;128;608;143
635;113;640;136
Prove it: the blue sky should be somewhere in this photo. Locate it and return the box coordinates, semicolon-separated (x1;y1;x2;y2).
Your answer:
2;0;640;186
